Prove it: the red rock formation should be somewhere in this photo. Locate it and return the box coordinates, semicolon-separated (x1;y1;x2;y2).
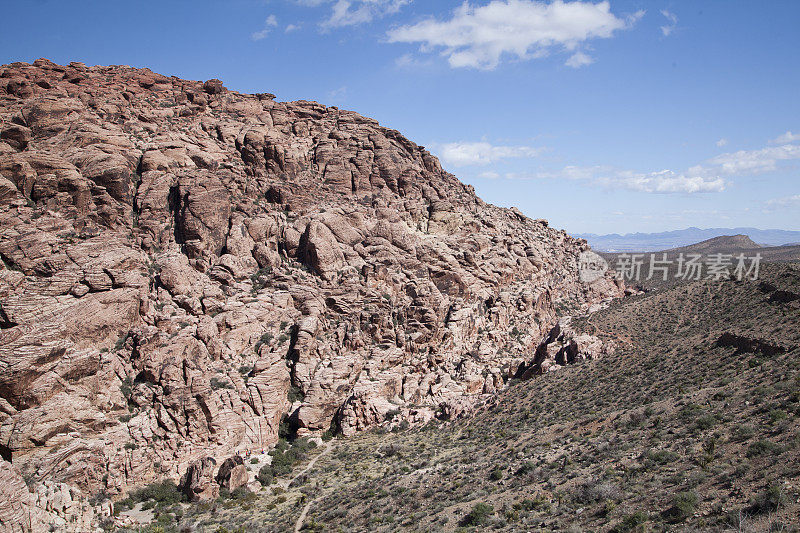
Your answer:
0;58;623;526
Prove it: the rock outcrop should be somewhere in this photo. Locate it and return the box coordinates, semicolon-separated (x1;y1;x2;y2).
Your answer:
0;58;623;525
522;319;613;377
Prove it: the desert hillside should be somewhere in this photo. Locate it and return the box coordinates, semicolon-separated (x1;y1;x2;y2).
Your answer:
179;263;800;532
0;59;622;530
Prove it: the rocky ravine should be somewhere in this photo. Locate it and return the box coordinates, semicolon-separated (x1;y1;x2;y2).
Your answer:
0;59;622;530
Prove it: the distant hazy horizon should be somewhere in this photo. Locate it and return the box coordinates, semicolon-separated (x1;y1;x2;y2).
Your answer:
577;226;800;252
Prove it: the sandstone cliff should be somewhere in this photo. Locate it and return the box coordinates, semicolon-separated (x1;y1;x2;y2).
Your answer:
0;59;622;515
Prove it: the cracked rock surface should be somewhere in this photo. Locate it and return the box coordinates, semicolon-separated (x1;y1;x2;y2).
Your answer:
0;58;622;515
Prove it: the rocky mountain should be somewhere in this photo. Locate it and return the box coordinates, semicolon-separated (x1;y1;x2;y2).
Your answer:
0;59;622;530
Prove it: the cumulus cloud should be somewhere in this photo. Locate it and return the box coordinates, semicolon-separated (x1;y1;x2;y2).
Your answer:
660;9;677;36
319;0;410;29
437;141;545;166
769;131;800;144
716;138;728;147
387;0;642;70
251;15;278;41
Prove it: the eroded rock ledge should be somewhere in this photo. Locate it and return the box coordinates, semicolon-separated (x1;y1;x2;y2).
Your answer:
0;58;623;526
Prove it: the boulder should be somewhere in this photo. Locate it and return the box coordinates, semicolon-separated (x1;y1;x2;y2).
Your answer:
178;457;219;502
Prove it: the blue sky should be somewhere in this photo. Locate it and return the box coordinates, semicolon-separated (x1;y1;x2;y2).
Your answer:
2;0;798;234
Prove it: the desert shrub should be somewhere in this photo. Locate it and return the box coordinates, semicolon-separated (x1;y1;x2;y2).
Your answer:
515;461;535;476
664;491;698;522
767;409;788;424
731;425;755;441
611;511;649;532
749;484;786;514
643;449;678;466
120;376;133;401
267;437;316;477
269;449;293;476
288;385;305;403
116;480;184;514
515;495;550;513
489;467;504;481
694;414;717;431
254;332;273;352
747;440;783;457
576;480;622;503
460;502;494;526
210;377;232;390
259;466;275;486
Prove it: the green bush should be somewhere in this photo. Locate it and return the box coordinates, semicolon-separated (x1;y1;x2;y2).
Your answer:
612;511;648;532
644;449;678;465
115;480;184;514
460;502;494;526
288;385;305;403
747;440;783;457
257;465;274;485
210;376;232;390
254;332;273;352
664;491;698;522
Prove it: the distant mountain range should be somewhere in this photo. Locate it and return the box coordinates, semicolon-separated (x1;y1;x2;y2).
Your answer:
577;227;800;252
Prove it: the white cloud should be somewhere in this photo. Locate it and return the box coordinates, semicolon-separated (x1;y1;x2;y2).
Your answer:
525;131;800;194
320;0;409;29
327;86;348;101
251;15;278;41
766;194;800;208
706;144;800;175
387;0;642;70
437;141;545;167
716;138;728;147
660;9;677;36
478;170;501;179
565;51;594;68
395;53;435;69
285;23;302;32
535;166;726;193
597;170;725;193
769;131;800;144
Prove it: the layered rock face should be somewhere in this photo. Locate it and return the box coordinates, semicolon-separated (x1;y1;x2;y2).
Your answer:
0;58;622;509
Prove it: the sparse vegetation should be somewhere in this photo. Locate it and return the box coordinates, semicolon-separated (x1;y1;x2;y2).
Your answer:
177;263;800;532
